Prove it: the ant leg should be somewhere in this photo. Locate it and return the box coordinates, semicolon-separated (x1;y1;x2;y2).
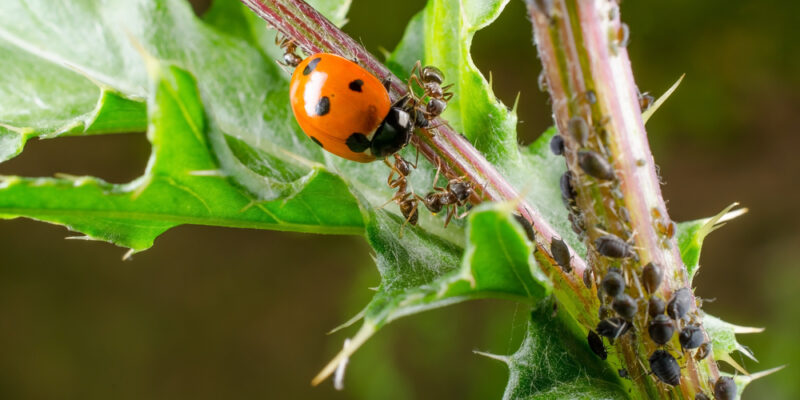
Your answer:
443;205;455;228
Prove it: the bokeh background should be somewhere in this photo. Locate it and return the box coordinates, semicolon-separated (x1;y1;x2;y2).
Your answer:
0;0;798;398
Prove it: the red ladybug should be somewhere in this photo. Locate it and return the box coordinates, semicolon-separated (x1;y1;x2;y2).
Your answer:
289;53;414;163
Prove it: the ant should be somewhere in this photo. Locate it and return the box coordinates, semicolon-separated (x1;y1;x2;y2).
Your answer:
380;154;419;235
275;34;302;68
407;61;454;125
419;163;474;227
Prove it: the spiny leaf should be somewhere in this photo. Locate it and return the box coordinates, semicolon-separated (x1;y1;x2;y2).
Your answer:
314;202;551;384
389;0;519;165
497;297;627;400
0;63;363;251
703;313;764;373
676;203;747;281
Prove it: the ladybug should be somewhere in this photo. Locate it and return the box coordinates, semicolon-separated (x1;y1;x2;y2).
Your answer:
289;53;414;163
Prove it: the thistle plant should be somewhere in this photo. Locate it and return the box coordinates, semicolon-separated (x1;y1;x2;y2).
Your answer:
0;0;782;398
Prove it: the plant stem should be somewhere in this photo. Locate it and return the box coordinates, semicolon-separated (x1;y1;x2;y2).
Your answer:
240;0;595;298
526;0;719;398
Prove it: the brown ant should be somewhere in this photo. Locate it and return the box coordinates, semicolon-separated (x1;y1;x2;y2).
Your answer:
407;61;454;125
275;34;302;68
419;163;474;227
379;154;419;235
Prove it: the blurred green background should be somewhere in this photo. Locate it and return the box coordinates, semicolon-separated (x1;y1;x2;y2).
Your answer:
0;0;798;398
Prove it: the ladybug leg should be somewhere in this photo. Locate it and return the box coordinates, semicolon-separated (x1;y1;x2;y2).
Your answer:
381;77;392;92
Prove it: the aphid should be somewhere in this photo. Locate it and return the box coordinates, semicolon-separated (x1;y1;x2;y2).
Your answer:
618;369;629;379
612;294;638;320
667;288;693;320
648;297;666;317
584;90;597;105
512;213;535;242
642;262;663;293
648;349;681;386
713;376;737;400
587;330;607;360
578;150;615;180
560;171;578;208
616;23;630;49
583;267;594;289
538;70;548;92
638;91;654;111
289;53;415;163
679;325;705;350
567;116;589;145
550;134;565;156
550;237;572;272
407;62;453;121
695;342;711;361
569;212;586;236
600;268;625;297
596;317;630;340
695;393;710;400
648;314;675;345
595;234;632;258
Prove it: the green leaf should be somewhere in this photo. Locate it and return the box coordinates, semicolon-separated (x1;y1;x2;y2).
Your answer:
313;202;551;384
676;203;746;281
494;298;628;400
388;0;519;165
0;63;363;251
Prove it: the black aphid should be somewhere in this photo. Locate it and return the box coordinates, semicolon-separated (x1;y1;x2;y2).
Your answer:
550;134;565;156
642;262;663;293
596;317;629;340
600;268;625;297
648;350;681;386
648;314;675;345
578;150;615;180
648;297;665;317
595;234;632;258
713;376;737;400
667;288;693;320
551;237;572;272
560;171;577;207
583;267;594;289
512;213;535;242
567;116;589;145
587;330;607;360
612;294;638;320
679;325;705;350
618;369;629;379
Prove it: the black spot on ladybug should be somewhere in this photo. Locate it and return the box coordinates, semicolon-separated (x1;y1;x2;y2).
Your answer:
303;57;321;75
315;96;331;116
349;79;364;92
310;136;323;148
346;133;371;153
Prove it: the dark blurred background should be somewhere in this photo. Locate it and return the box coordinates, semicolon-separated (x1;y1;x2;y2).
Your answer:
0;0;797;398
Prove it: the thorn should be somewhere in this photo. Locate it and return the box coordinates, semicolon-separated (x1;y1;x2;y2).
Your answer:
327;309;366;335
717;352;750;376
511;92;521;115
65;235;96;241
488;71;493;88
642;73;685;124
736;343;759;363
473;350;510;364
312;323;376;386
697;203;743;241
732;325;765;334
188;169;226;177
333;338;351;391
747;365;785;381
122;248;136;261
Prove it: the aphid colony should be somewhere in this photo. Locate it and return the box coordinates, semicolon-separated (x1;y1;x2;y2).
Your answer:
278;37;474;230
548;99;728;396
